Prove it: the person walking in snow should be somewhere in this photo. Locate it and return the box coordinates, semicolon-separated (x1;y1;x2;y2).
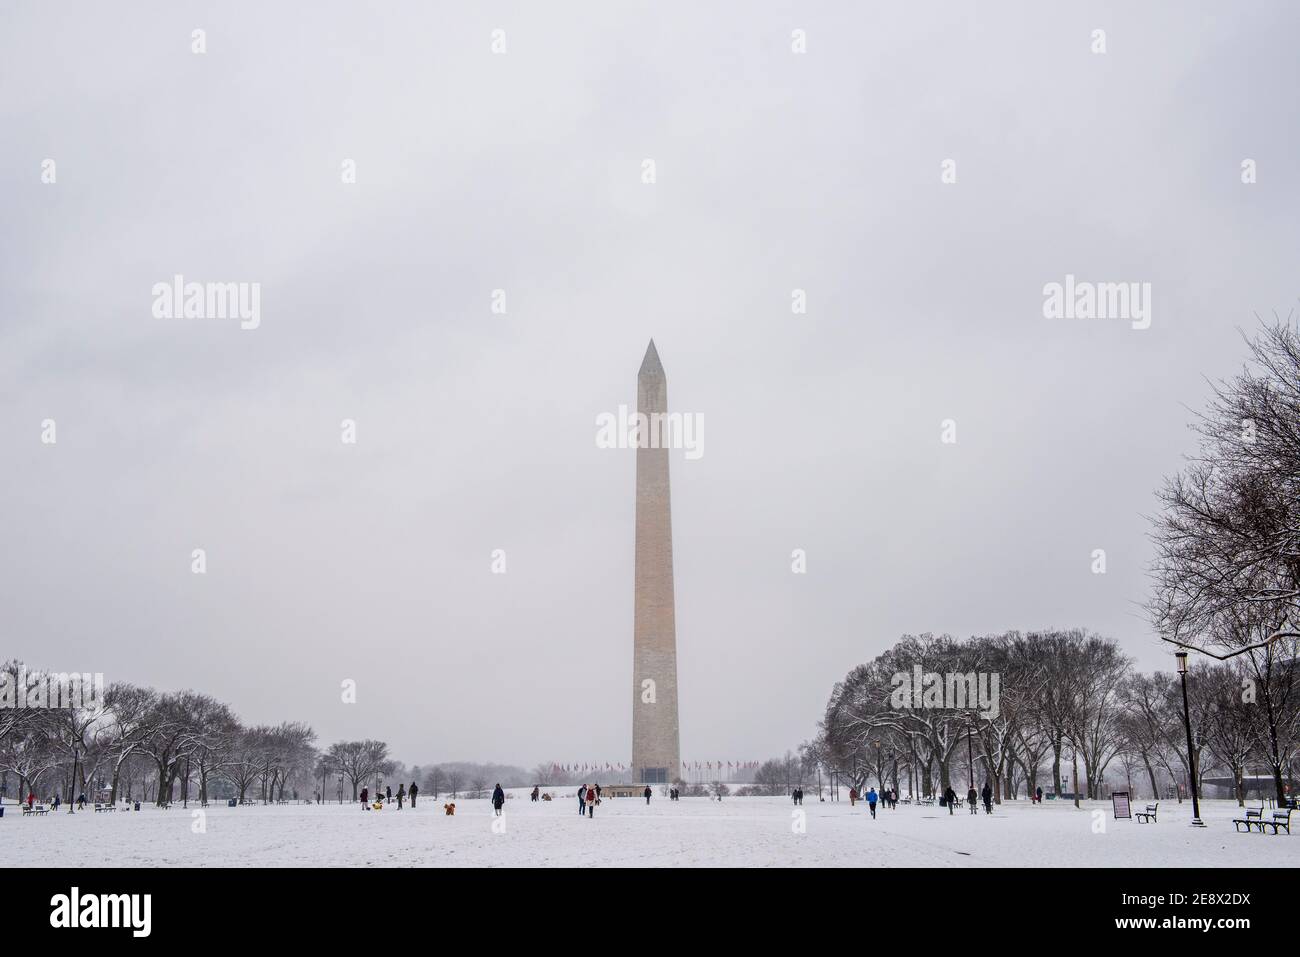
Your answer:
1034;785;1043;804
585;785;596;818
577;785;587;815
644;785;652;805
944;785;957;815
967;786;978;814
396;783;405;809
410;782;418;807
867;787;878;819
492;783;505;816
385;786;391;804
981;782;993;814
360;786;368;808
849;787;858;807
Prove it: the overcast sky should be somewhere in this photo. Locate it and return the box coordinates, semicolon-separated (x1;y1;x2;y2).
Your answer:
2;1;1298;769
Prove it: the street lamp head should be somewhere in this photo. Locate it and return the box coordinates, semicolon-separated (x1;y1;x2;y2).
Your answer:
1175;650;1188;674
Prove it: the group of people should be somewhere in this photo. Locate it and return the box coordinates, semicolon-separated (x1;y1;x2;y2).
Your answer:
790;787;806;805
577;782;602;817
848;787;898;817
359;782;419;810
21;792;91;811
20;791;131;811
843;782;997;818
24;792;59;810
939;782;993;815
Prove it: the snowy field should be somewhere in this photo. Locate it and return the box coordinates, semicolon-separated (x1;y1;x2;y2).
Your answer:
3;791;1293;867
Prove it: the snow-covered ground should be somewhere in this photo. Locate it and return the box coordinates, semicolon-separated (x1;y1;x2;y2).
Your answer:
3;791;1293;867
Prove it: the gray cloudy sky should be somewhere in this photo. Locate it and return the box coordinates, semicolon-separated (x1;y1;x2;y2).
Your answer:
2;1;1298;768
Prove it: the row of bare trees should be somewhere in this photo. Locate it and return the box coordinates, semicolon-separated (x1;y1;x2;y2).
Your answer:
814;629;1299;806
0;663;319;806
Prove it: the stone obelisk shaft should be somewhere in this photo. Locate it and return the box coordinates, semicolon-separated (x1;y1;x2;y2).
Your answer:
631;340;681;784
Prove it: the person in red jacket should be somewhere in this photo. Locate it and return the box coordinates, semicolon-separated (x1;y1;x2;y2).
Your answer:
27;792;35;810
584;785;596;818
849;787;858;807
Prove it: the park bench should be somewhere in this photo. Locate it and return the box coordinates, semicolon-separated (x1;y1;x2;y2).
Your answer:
1233;807;1262;831
1233;805;1264;832
1263;808;1292;834
1135;803;1159;823
93;803;116;813
22;804;49;816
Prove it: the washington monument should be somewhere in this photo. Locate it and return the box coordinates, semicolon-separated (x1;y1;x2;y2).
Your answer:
631;339;682;785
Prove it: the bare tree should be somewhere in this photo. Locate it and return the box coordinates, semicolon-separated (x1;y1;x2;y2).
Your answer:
423;765;445;800
102;683;159;803
1149;317;1300;653
1196;661;1257;806
443;767;462;799
469;774;489;800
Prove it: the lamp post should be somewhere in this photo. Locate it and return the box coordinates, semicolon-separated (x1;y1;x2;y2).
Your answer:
966;719;975;790
1175;650;1206;827
68;748;79;814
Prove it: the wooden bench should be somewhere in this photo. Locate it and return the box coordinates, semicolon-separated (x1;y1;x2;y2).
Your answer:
1233;805;1264;832
93;803;116;813
21;804;49;816
1135;803;1158;823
